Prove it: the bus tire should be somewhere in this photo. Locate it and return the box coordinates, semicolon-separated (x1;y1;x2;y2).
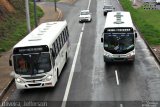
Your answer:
129;60;134;64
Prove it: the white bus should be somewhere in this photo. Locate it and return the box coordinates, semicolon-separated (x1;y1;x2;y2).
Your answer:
9;21;70;89
101;11;137;62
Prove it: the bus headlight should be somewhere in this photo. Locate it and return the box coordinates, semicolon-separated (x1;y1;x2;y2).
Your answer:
104;51;112;57
45;75;52;81
127;51;135;58
127;53;132;58
16;78;24;83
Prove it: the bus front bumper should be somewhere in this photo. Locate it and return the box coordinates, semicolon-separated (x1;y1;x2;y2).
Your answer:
16;82;55;89
15;78;56;89
103;50;135;62
103;55;135;62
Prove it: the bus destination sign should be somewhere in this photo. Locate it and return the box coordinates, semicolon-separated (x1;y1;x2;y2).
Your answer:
13;45;49;54
105;28;133;33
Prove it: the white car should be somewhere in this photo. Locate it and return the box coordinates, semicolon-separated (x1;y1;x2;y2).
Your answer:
156;0;160;4
103;5;115;16
79;10;92;23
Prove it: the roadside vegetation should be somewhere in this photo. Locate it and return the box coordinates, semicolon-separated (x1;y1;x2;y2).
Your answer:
0;1;43;53
120;0;160;46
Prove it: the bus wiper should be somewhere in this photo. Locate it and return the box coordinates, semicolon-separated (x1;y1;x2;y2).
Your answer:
32;53;41;75
114;45;119;50
126;44;134;50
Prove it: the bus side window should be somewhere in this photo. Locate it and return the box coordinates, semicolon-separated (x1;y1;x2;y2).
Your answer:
52;45;56;58
51;48;55;66
59;35;63;48
56;38;60;53
58;37;62;51
64;28;67;42
66;26;69;39
54;41;58;56
61;33;64;46
62;30;65;43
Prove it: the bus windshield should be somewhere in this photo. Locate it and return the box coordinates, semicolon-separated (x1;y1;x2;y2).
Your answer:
104;5;113;9
13;53;51;75
104;33;134;54
81;11;89;15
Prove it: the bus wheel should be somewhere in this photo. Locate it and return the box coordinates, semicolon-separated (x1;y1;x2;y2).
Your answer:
129;60;134;64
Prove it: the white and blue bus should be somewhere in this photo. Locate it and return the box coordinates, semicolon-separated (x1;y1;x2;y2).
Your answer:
101;11;137;62
9;21;70;89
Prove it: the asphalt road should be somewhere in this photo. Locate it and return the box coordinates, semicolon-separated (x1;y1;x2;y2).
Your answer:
3;0;160;107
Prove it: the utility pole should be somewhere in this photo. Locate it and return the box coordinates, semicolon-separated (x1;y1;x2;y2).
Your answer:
54;0;57;11
133;0;137;6
33;0;38;27
25;0;31;33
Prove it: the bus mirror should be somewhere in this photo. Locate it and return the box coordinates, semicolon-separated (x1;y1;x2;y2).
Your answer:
101;38;103;42
9;54;13;66
135;33;137;38
9;60;12;66
10;71;15;77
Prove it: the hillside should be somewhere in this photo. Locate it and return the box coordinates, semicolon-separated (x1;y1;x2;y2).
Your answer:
0;0;15;12
0;0;43;52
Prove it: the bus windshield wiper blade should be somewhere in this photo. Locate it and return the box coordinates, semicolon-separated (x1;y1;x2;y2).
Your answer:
126;44;134;50
32;53;41;74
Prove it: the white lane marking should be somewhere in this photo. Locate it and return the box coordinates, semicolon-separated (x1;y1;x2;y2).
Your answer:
87;0;92;10
61;0;92;106
81;23;85;31
61;23;85;107
120;104;123;107
115;70;120;85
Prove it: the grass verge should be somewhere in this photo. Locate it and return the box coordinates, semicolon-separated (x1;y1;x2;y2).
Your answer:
0;1;44;53
120;0;160;46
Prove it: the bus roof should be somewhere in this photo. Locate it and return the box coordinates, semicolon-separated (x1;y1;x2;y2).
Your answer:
14;21;67;48
104;11;134;29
